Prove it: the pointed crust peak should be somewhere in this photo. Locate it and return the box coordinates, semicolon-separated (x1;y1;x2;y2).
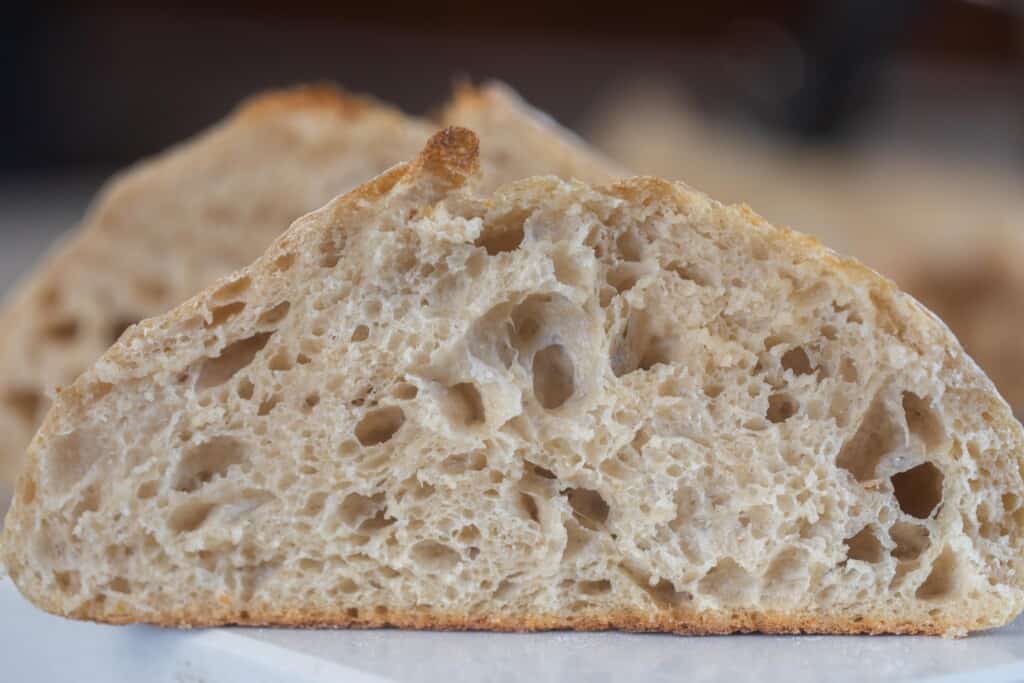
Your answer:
410;126;480;189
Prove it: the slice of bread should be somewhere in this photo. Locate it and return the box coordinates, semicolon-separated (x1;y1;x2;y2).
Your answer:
4;128;1022;636
0;83;621;494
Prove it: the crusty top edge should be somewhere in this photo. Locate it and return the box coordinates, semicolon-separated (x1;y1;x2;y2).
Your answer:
233;82;397;122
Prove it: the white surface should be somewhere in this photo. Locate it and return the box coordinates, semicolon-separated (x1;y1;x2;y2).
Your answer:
3;578;1024;683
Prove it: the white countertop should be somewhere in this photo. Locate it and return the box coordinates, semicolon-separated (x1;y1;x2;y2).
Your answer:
3;577;1024;683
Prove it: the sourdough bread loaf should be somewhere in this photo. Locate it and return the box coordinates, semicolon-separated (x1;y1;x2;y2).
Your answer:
0;83;621;494
4;129;1021;636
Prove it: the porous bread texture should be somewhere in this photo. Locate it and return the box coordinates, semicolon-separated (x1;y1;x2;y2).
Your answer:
4;129;1023;637
0;82;621;493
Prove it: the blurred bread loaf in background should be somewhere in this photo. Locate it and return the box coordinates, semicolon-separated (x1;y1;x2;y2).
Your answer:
585;82;1024;413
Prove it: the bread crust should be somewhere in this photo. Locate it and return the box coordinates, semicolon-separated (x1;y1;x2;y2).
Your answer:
51;603;970;637
235;83;385;121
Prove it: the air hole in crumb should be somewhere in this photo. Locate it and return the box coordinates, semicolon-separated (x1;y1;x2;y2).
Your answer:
845;526;883;563
579;579;612;596
410;540;460;572
168;500;216;533
916;546;959;600
902;392;947;450
363;300;382;319
351;325;370;342
530;463;557;479
304;393;320;409
196;332;272;390
890;522;930;560
762;548;809;597
698;558;756;606
319;235;345;268
54;570;80;593
836;393;901;482
268;350;293;372
88;382;113;402
533;345;575;409
616;230;645;261
20;477;37;505
474;211;526;255
211;276;251;303
552;244;586;288
441;453;474;475
840;358;858;383
457;524;481;544
606;263;645;294
445;382;486;426
4;388;42;424
355;406;405;446
892;462;943;519
273;252;296;272
610;311;676;377
1004;493;1020;514
302;492;327;517
781;346;814;376
667;261;708;286
621;565;690;607
337;492;385;529
207;301;246;328
566;488;609;530
43;318;79;342
519;492;540;524
258;301;291;325
136;480;158;499
767;392;798;423
173;436;248;492
703;383;723;398
108;577;131;594
258;394;280;416
392;382;418;400
237;378;254;401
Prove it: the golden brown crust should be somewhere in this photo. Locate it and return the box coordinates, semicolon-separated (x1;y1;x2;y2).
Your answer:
409;127;480;188
235;83;382;121
60;602;967;637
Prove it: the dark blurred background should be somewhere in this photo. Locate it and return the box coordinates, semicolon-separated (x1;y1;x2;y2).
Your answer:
1;0;1022;290
2;1;1022;171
